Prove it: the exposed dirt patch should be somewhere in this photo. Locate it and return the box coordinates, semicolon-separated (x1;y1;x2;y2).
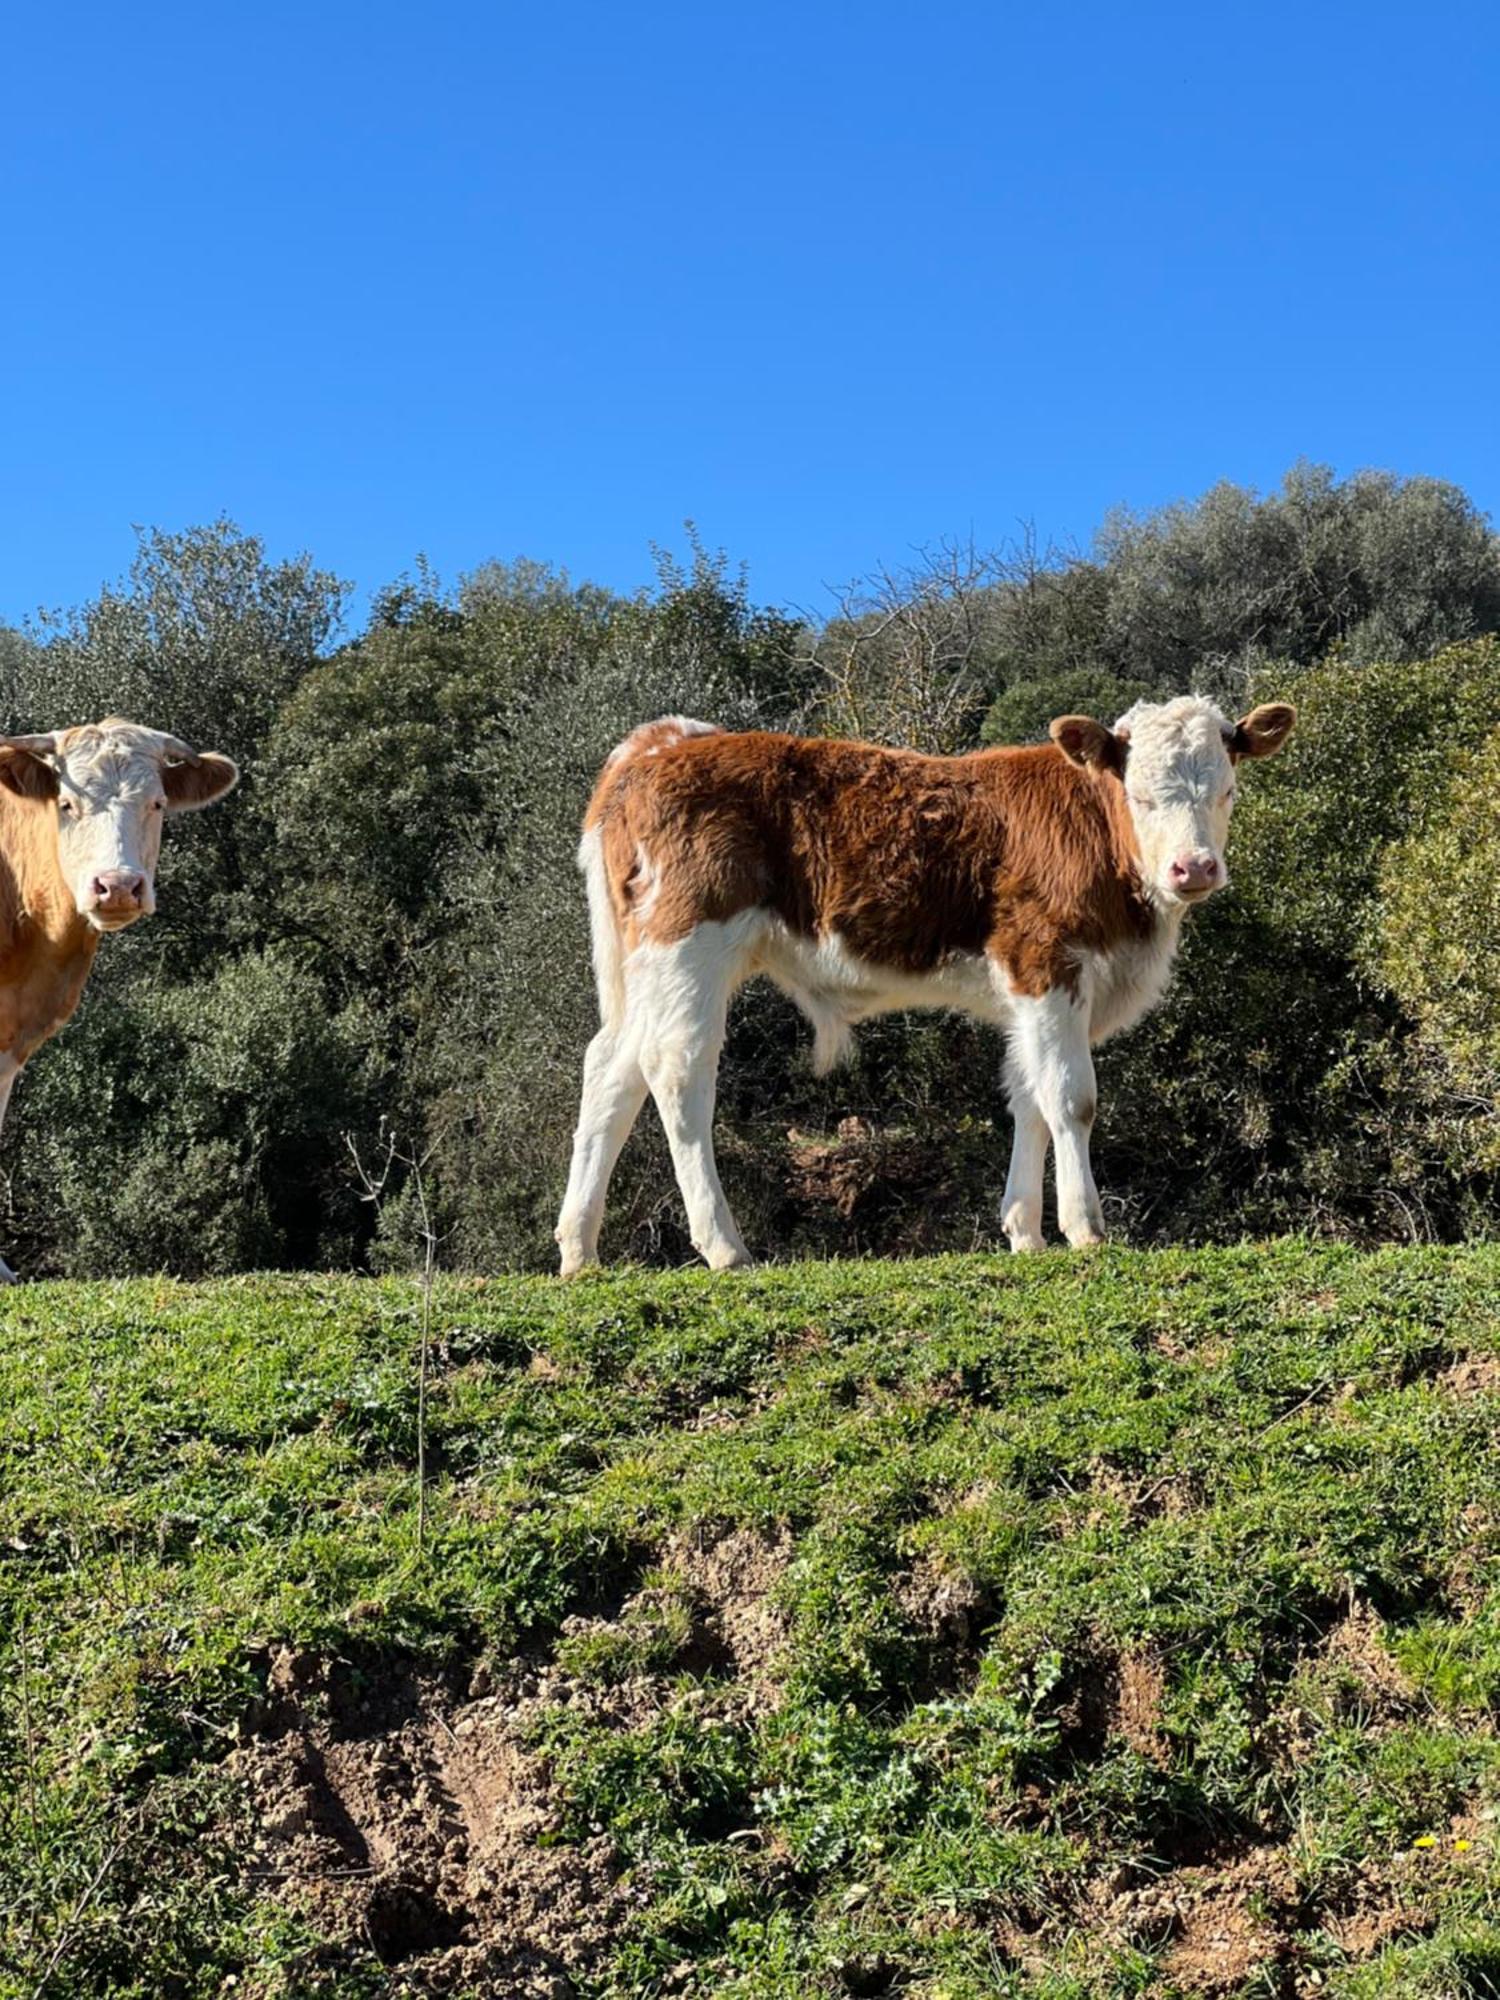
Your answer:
231;1648;624;1995
1322;1877;1430;1960
1321;1599;1417;1715
1080;1459;1198;1529
1148;1847;1297;1993
1150;1328;1229;1368
897;1554;989;1648
666;1523;793;1701
1272;1600;1417;1767
998;1837;1445;1995
997;1847;1295;1993
1449;1502;1500;1613
1113;1648;1171;1766
1439;1352;1500;1397
1052;1646;1171;1767
783;1117;967;1251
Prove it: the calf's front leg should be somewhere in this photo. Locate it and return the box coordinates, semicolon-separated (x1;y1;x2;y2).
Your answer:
1001;1067;1049;1253
1006;989;1106;1249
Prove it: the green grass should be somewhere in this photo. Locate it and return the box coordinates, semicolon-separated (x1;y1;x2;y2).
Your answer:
2;1245;1500;1998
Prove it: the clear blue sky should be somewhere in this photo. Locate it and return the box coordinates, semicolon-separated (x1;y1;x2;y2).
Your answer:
3;1;1497;630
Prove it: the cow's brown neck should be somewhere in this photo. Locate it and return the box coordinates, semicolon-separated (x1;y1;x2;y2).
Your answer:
0;791;100;1064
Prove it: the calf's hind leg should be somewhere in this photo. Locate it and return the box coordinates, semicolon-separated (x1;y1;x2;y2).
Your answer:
555;1024;649;1276
635;927;752;1272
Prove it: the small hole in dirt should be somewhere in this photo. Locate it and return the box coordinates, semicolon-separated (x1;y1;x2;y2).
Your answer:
364;1881;467;1964
840;1956;904;1997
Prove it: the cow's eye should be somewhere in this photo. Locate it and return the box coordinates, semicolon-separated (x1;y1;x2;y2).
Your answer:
58;799;75;816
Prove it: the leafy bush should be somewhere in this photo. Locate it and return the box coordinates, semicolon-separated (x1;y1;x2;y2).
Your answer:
11;949;382;1275
1379;726;1500;1169
980;666;1157;746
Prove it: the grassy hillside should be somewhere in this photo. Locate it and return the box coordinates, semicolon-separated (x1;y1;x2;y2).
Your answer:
3;1248;1500;1999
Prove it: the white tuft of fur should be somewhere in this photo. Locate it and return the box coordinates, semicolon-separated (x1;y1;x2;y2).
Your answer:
577;825;626;1030
1112;693;1232;746
604;714;722;768
808;1007;854;1077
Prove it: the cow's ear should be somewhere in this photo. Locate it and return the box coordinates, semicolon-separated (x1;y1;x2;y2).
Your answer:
0;746;59;802
163;752;239;812
1050;715;1125;774
1229;702;1296;760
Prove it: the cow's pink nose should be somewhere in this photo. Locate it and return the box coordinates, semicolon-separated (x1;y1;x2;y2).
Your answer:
91;870;146;907
1169;853;1220;893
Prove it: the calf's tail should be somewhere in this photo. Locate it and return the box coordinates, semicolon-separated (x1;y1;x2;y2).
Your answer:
581;716;724;1030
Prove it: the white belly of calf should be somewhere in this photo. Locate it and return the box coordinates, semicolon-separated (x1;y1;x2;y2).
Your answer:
755;924;1011;1068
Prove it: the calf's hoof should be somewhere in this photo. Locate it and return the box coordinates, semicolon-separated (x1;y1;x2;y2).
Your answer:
703;1243;754;1272
1006;1231;1047;1255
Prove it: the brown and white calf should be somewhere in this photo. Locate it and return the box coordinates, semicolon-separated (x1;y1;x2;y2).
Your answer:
0;720;238;1277
555;695;1295;1273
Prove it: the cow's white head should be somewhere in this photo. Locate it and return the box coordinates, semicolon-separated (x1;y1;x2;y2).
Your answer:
1051;695;1295;909
0;720;239;931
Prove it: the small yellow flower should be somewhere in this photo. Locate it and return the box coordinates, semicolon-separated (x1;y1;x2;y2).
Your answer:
1454;1838;1473;1851
1413;1834;1437;1849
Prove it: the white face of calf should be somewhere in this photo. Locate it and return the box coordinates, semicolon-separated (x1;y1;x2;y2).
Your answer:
0;721;239;931
1051;696;1296;910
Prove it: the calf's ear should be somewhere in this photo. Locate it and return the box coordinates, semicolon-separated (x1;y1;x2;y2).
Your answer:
0;745;60;802
163;752;239;812
1050;715;1125;773
1229;702;1296;760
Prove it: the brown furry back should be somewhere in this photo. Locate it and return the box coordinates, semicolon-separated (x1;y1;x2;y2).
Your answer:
585;726;1153;996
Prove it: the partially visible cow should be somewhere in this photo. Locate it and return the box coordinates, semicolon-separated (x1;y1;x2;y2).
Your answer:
555;696;1295;1274
0;720;239;1278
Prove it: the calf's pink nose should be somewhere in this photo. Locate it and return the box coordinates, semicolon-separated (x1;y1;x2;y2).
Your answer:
91;869;146;906
1169;852;1220;892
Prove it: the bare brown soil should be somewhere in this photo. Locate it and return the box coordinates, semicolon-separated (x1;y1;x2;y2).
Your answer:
229;1529;792;1993
232;1648;623;1997
1439;1351;1500;1397
667;1523;793;1700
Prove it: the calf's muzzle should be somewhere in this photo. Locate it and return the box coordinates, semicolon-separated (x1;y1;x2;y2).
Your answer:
89;868;148;916
1169;851;1221;895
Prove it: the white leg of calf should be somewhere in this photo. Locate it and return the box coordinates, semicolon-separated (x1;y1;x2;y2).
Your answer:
635;928;752;1271
0;1056;17;1283
1001;1069;1049;1253
1008;988;1106;1249
555;1025;649;1276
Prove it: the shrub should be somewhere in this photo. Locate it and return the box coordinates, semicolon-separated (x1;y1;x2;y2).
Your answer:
1379;726;1500;1169
980;667;1156;746
9;949;382;1276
